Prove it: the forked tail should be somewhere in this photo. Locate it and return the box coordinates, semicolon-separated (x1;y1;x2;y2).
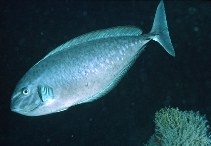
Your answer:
150;0;175;57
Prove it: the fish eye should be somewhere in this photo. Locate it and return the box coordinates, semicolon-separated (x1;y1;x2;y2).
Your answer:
22;88;30;96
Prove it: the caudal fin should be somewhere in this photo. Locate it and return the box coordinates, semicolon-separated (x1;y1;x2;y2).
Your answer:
150;0;175;57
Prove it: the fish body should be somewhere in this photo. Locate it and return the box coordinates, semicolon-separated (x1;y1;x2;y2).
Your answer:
11;0;175;116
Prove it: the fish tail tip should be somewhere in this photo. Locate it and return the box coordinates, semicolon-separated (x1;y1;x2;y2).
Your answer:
150;0;175;57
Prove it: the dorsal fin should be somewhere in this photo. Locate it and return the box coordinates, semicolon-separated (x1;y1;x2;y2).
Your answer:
42;26;142;60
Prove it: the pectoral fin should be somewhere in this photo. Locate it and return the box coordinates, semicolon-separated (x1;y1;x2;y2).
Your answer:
38;85;54;102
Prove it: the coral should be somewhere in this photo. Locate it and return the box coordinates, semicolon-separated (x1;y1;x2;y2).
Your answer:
145;107;211;146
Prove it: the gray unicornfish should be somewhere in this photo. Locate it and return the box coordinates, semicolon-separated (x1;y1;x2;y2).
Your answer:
11;0;175;116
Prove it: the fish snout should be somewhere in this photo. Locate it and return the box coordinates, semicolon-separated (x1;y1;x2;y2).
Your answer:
10;95;22;113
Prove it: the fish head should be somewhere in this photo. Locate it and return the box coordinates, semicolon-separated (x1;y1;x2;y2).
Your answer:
10;67;61;116
10;78;43;116
10;63;71;116
10;69;57;116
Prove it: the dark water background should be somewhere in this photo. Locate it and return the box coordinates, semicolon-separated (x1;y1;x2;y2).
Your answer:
1;0;211;145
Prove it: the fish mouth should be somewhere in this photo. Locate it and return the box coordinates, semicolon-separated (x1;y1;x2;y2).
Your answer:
11;101;42;114
11;108;20;113
11;108;28;115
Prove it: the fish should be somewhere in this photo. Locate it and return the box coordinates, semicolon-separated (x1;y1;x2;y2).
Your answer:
11;0;175;116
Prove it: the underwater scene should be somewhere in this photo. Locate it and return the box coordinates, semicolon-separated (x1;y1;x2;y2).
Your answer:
1;0;211;146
